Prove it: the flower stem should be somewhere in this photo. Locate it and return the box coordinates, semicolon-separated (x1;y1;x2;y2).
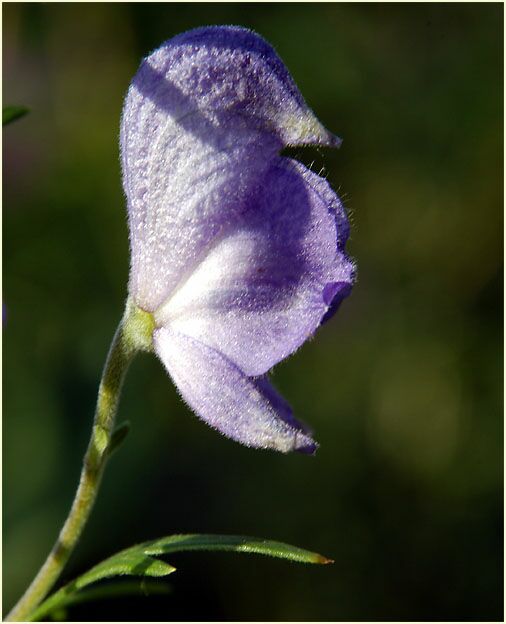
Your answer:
6;300;155;622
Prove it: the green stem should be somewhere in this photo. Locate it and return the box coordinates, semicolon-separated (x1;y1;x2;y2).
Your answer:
6;299;155;622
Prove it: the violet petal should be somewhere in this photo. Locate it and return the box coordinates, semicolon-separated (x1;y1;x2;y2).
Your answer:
155;158;355;376
154;326;317;453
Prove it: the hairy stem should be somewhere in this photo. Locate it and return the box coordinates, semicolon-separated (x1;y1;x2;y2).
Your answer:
6;300;154;622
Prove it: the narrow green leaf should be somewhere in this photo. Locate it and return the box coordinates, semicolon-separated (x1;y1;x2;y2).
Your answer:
64;579;172;606
48;607;67;621
30;549;175;621
31;534;330;621
107;421;130;457
3;106;29;126
81;549;175;580
34;579;171;620
141;533;333;565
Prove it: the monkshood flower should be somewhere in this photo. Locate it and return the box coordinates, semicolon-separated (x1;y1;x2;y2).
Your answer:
6;28;350;621
120;25;355;454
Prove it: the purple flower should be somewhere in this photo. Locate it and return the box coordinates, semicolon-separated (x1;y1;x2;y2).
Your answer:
120;26;355;454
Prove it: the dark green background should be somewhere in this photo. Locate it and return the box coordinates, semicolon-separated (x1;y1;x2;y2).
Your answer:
3;3;503;621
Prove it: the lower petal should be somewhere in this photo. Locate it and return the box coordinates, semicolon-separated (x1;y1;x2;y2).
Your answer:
154;326;317;454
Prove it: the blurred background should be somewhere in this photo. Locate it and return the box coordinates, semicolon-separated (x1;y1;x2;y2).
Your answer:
3;3;503;621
